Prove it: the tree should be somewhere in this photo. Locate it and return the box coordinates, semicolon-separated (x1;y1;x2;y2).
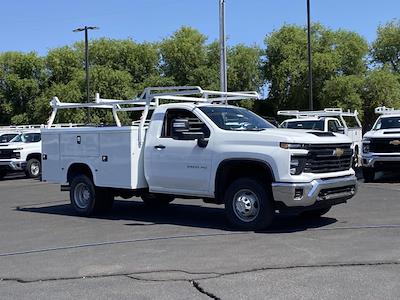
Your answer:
371;20;400;72
46;46;80;84
263;24;368;111
321;75;364;113
361;69;400;127
160;27;208;85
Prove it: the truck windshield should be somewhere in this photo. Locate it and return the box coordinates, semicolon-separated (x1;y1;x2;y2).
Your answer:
10;133;41;143
373;117;400;130
282;120;324;131
199;106;274;131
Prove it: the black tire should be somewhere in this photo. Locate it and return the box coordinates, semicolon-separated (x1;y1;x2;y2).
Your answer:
0;169;7;180
224;178;274;230
141;193;174;207
25;158;41;178
300;206;332;219
69;174;113;216
362;167;375;182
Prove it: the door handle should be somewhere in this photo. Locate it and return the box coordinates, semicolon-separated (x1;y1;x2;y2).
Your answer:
154;145;166;150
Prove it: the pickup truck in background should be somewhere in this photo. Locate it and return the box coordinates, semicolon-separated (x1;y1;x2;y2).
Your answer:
41;87;358;230
278;108;363;167
0;130;42;179
362;106;400;182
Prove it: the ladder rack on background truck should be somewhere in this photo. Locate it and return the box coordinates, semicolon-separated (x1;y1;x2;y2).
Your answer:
277;108;362;128
375;106;400;115
47;86;260;145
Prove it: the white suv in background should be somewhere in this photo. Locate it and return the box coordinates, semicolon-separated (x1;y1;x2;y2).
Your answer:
0;130;42;179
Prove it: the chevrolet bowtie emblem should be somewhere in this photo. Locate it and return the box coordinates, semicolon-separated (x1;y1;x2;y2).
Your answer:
389;140;400;146
334;148;344;157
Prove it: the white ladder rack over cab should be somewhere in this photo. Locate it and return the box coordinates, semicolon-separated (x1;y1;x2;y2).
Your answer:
47;86;260;146
277;108;362;128
375;106;400;115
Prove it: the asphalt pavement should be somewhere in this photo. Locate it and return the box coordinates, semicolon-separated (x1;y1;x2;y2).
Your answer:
0;172;399;299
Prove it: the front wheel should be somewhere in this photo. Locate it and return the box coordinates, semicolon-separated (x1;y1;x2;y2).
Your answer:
224;178;274;230
25;158;41;178
362;167;375;182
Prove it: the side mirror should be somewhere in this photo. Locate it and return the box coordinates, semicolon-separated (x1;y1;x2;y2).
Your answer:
337;126;345;134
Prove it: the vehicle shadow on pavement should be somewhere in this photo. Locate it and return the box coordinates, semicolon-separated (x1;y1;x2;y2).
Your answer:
17;199;337;233
368;171;400;184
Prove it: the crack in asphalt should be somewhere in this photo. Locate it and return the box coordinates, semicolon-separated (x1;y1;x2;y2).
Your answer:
1;260;399;285
191;280;221;299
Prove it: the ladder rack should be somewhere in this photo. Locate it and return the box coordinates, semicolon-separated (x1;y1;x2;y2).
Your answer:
277;108;362;129
375;106;400;115
46;86;260;146
277;108;359;118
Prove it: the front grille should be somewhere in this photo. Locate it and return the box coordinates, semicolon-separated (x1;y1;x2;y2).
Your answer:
370;138;400;153
0;149;18;159
303;144;353;173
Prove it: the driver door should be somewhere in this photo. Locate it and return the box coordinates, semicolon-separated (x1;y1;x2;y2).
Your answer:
146;108;213;196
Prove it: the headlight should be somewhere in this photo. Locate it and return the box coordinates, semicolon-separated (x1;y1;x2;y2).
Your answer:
280;142;308;149
13;148;24;151
362;139;371;153
290;156;305;175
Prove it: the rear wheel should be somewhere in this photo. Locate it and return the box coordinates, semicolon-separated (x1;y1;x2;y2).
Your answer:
141;193;174;207
362;167;375;182
25;158;41;178
300;206;331;218
224;178;274;230
70;174;114;216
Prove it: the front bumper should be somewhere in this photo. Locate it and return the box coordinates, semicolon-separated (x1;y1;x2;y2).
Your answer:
362;154;400;168
272;175;357;208
0;160;27;171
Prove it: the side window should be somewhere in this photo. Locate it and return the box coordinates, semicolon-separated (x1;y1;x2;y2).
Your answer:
328;120;338;132
161;109;210;139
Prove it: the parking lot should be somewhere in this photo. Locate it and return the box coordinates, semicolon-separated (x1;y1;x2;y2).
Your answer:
0;172;400;299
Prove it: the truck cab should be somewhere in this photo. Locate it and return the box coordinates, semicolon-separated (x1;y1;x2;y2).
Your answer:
41;87;358;230
362;107;400;182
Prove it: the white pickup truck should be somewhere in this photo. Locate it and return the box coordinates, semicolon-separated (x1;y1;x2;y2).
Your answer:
0;130;42;179
41;87;357;230
362;106;400;182
278;108;363;167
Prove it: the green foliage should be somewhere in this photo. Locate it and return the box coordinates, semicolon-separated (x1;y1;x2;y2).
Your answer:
362;68;400;127
263;24;368;111
321;75;364;113
160;27;208;85
371;20;400;72
0;24;398;126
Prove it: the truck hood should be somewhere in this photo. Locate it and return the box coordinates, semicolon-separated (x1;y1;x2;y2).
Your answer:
364;128;400;139
0;142;25;149
259;128;352;144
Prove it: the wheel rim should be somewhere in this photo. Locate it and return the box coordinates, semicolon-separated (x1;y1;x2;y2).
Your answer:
30;161;40;177
74;182;92;209
233;189;260;222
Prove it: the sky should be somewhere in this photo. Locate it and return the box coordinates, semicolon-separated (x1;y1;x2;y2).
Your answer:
0;0;399;55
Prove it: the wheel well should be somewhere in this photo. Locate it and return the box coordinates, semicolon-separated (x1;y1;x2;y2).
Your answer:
67;163;93;184
26;153;41;162
215;159;274;204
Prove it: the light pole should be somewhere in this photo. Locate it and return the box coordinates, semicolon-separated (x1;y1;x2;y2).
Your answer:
307;0;313;110
219;0;227;93
73;26;99;123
